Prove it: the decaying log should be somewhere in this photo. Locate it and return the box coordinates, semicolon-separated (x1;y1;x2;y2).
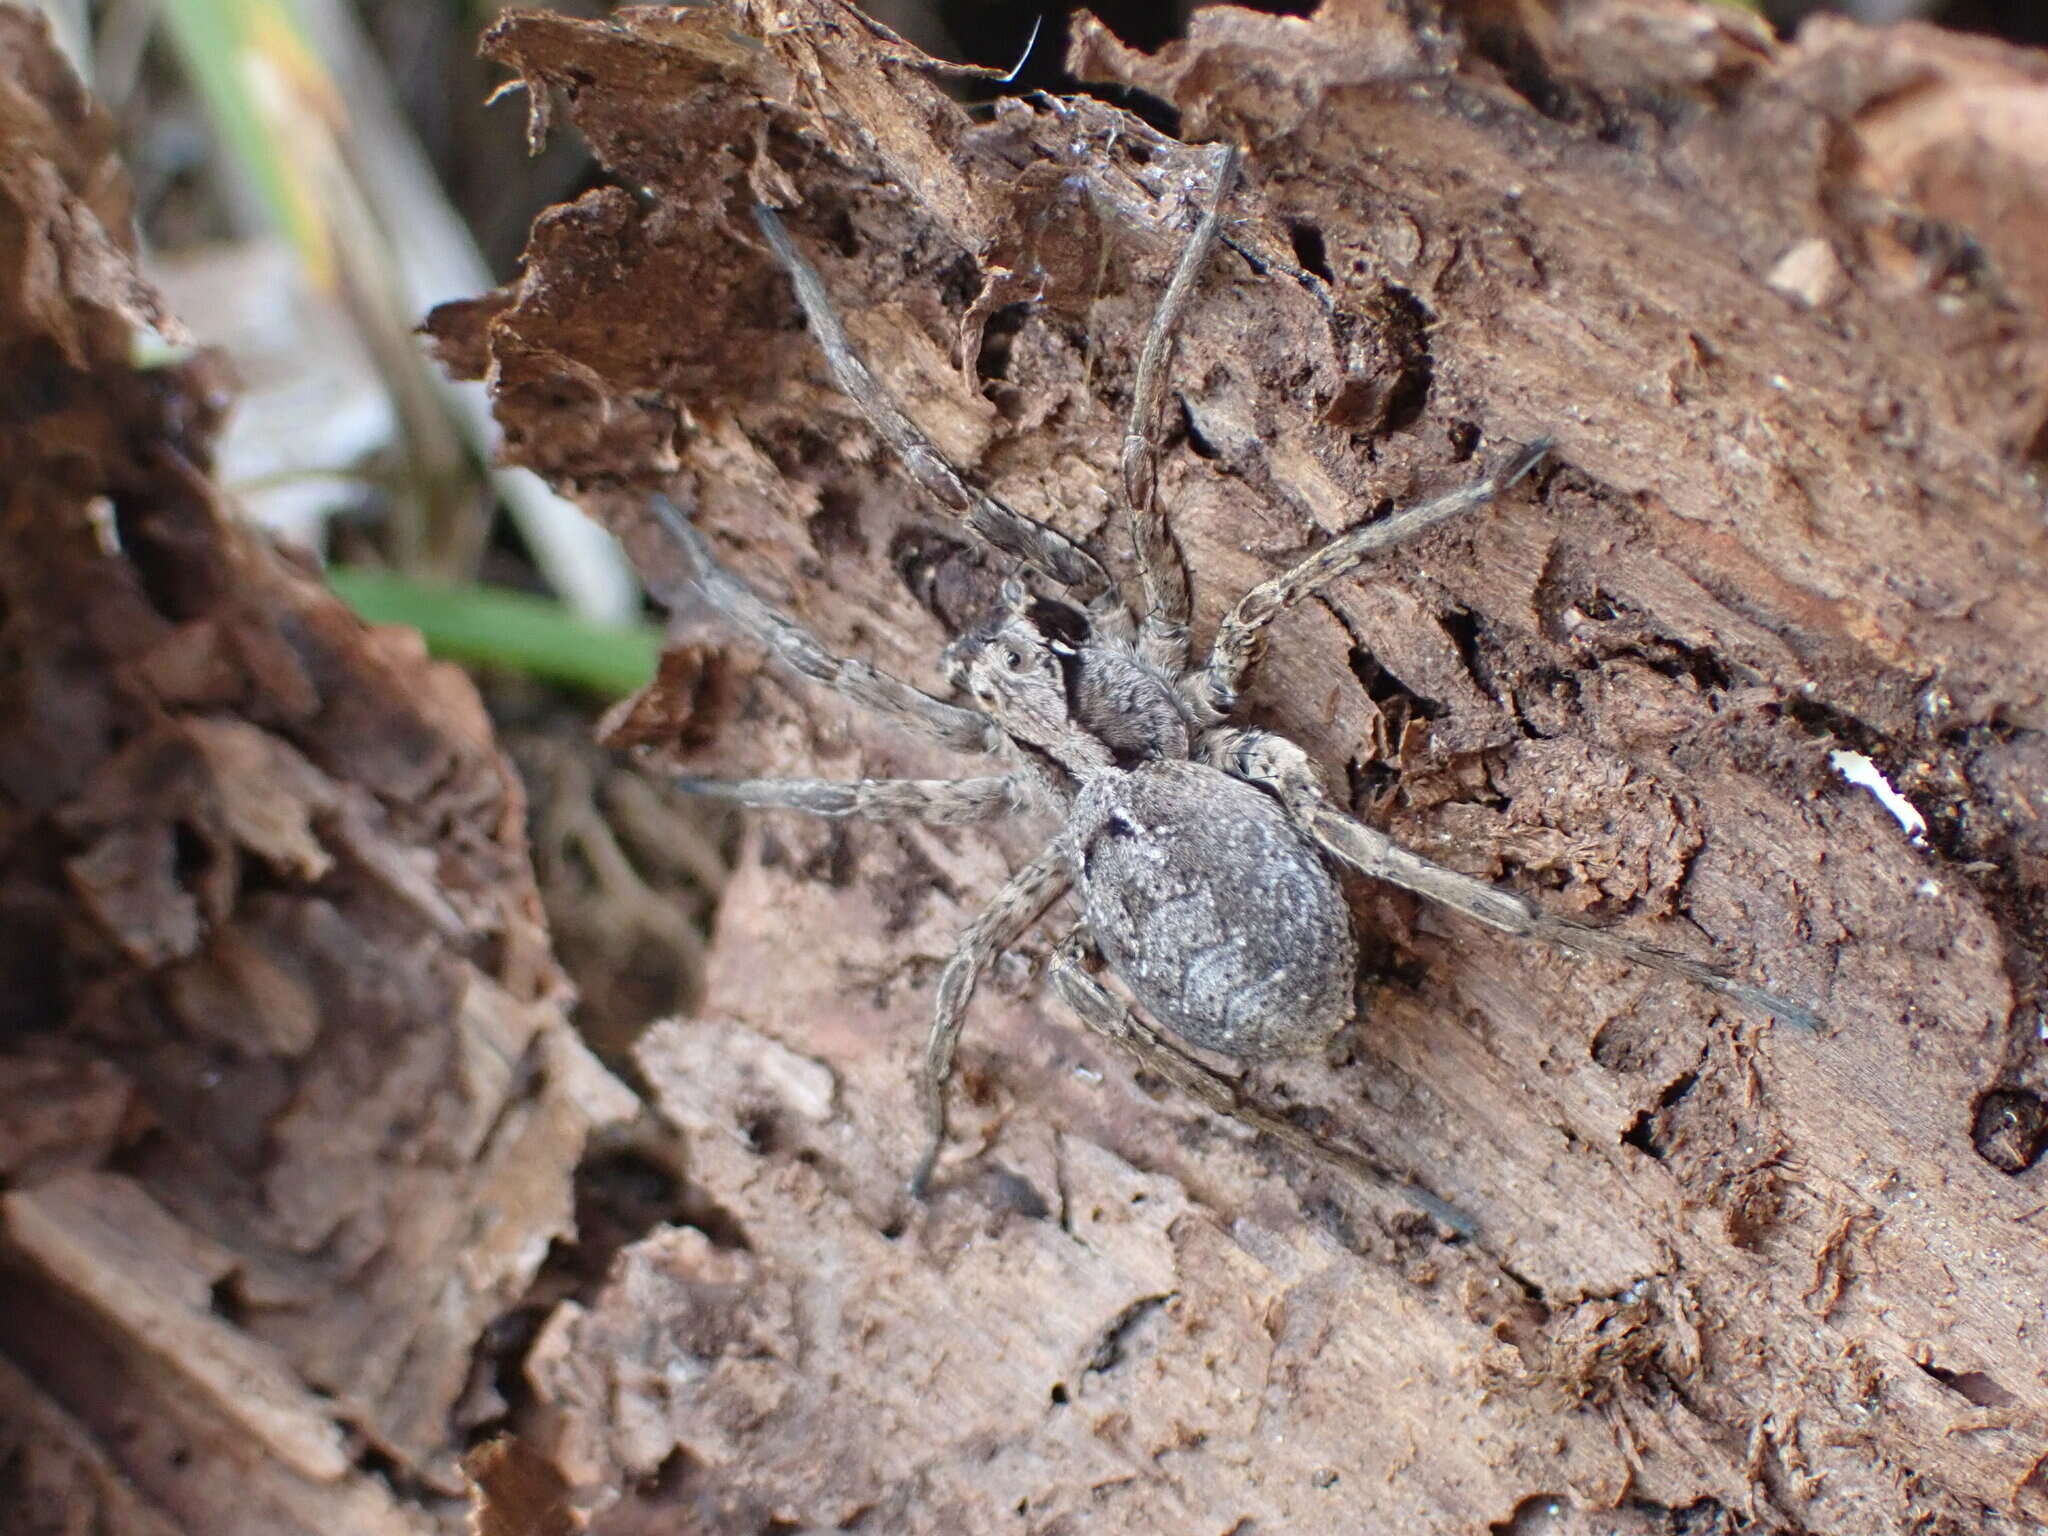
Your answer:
431;2;2048;1530
0;10;634;1533
3;0;2044;1529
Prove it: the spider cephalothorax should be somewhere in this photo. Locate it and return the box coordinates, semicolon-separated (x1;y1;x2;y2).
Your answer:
960;591;1190;770
651;146;1818;1230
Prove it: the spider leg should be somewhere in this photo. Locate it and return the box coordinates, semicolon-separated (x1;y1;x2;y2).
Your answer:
1206;727;1823;1032
1188;440;1550;723
1044;929;1477;1237
911;845;1072;1197
751;204;1115;599
1120;144;1238;674
650;496;995;756
675;773;1034;824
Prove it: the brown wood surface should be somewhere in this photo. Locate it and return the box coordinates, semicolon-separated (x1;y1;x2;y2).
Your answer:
0;10;635;1532
4;0;2047;1532
434;3;2048;1530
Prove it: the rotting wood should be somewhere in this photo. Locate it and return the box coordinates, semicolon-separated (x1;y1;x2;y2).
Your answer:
0;10;635;1533
430;2;2048;1530
0;0;2042;1531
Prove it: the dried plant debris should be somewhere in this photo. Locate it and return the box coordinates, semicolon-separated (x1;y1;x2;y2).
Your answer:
435;0;2042;1532
498;690;735;1067
0;11;634;1535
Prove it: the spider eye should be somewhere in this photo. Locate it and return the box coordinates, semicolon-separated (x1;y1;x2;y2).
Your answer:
1001;647;1023;668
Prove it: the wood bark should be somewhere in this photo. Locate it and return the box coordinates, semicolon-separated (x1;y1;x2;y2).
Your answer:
434;3;2048;1530
4;0;2046;1532
0;11;636;1533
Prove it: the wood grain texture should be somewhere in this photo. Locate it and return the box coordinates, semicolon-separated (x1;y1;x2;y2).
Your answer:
432;2;2048;1530
0;12;635;1531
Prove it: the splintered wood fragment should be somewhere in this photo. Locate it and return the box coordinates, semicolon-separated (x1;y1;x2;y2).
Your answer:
0;9;630;1522
3;1172;350;1481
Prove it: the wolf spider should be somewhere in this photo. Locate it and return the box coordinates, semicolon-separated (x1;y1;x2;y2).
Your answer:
652;148;1817;1231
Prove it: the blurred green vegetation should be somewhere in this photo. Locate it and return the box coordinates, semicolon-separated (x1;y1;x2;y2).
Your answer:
326;566;662;697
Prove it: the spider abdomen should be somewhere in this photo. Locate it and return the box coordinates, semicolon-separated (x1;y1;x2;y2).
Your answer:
1068;760;1359;1060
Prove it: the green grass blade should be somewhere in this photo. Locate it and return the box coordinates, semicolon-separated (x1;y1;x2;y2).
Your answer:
327;567;661;698
155;0;336;285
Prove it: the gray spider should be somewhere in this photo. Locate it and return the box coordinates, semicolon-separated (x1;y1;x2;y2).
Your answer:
650;148;1817;1229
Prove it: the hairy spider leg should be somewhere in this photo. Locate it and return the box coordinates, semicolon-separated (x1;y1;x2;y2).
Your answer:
673;774;1034;824
1206;727;1824;1032
1188;439;1551;724
912;846;1073;1197
650;496;995;756
751;204;1118;602
1044;930;1477;1236
1120;143;1239;676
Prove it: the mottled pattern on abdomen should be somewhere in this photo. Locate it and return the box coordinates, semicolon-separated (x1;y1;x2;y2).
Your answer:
1068;761;1358;1058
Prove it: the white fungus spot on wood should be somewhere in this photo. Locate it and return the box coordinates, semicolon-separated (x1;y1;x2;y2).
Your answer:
1831;749;1927;842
